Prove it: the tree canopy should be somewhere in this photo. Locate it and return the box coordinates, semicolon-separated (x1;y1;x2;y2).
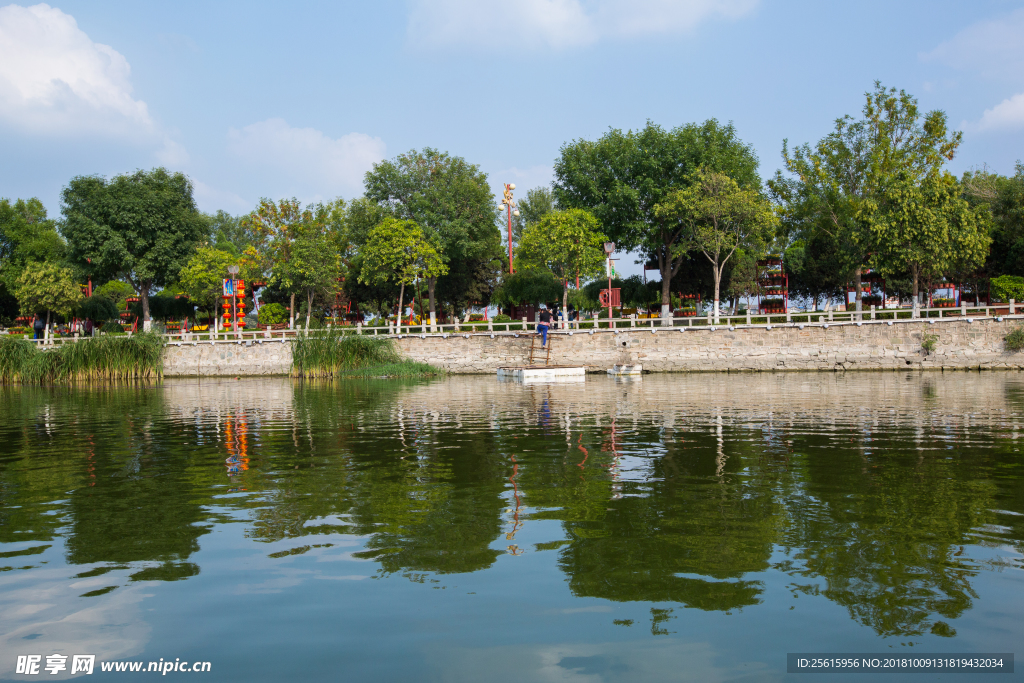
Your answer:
553;120;760;318
363;148;502;322
15;262;83;327
516;208;607;315
359;217;447;326
60;168;207;329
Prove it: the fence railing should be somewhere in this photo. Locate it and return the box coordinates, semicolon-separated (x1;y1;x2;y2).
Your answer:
10;300;1023;346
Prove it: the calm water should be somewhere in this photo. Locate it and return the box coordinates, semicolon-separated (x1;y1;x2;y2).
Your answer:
1;373;1023;682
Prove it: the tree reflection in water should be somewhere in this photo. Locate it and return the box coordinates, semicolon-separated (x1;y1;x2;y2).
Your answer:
0;373;1021;641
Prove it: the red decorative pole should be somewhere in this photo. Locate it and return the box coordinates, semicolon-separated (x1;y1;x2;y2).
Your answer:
501;183;519;274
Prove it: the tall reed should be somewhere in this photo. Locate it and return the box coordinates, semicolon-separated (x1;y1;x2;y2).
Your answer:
291;328;440;378
0;332;164;384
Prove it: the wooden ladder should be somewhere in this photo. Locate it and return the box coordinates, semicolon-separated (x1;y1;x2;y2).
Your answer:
527;333;554;366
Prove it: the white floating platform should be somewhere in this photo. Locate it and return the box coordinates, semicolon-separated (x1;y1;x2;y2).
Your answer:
608;364;643;376
497;365;586;382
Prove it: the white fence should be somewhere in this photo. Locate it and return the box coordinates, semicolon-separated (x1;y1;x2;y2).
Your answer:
11;300;1022;346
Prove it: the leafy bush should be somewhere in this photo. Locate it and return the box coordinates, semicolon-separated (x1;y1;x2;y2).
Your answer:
991;275;1024;303
78;295;118;322
102;320;125;333
492;314;512;323
1005;327;1024;352
921;334;938;354
258;302;288;326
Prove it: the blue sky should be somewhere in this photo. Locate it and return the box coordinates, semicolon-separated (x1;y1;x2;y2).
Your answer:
1;1;1023;275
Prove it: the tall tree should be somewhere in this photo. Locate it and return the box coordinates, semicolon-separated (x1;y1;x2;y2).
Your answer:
772;82;963;310
61;168;207;330
363;148;502;328
869;172;990;300
515;208;607;315
359;218;447;325
240;198;346;328
554;120;760;322
655;170;777;322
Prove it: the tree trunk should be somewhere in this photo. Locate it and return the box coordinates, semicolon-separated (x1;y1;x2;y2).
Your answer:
305;290;313;331
853;266;863;316
660;250;672;326
562;281;570;329
713;266;722;324
397;282;405;330
428;276;437;331
289;292;296;329
141;286;151;332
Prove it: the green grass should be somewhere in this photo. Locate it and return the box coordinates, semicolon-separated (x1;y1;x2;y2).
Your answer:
0;332;164;384
1005;327;1024;352
291;328;442;379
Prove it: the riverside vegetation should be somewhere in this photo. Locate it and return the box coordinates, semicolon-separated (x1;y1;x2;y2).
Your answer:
0;332;164;383
291;329;440;379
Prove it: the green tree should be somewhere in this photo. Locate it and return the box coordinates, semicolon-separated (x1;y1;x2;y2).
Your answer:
359;218;447;325
288;216;345;330
178;246;238;324
204;210;249;256
554;120;760;321
61;168;208;330
869;172;990;299
656;171;777;322
509;186;557;247
516;209;607;315
0;198;67;321
491;270;564;311
772;83;964;310
363;148;502;327
241;198;347;328
15;262;83;329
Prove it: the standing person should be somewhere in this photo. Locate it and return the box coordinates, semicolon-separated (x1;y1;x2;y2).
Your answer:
537;306;551;348
32;313;44;340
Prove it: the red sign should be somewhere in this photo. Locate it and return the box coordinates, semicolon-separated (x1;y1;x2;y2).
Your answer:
599;288;621;307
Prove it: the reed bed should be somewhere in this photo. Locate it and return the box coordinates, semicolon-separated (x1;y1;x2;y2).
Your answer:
291;329;441;379
0;333;164;384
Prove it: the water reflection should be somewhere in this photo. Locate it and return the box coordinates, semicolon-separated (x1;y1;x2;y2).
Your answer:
1;372;1023;649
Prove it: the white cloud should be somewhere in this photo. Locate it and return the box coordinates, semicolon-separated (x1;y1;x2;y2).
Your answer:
0;3;150;134
226;118;386;200
923;8;1024;82
0;3;189;164
975;92;1024;132
407;0;758;50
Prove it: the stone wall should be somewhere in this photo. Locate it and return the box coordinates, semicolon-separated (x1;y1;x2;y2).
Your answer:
394;318;1024;373
162;339;292;376
161;318;1024;376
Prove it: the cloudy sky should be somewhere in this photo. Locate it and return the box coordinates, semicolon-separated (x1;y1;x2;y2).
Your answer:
1;0;1023;269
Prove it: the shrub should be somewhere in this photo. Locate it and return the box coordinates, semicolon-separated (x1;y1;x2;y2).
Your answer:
78;295;118;322
991;275;1024;303
258;302;288;326
102;320;125;333
492;314;512;323
921;334;938;354
1005;327;1024;352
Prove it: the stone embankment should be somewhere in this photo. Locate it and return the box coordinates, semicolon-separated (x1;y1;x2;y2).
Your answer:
160;318;1024;376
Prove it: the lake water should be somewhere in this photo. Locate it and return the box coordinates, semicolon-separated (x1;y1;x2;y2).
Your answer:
1;373;1022;682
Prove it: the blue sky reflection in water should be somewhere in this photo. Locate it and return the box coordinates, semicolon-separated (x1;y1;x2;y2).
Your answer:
0;373;1023;682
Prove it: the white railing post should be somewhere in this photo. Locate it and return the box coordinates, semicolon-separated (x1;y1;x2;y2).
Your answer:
961;301;967;318
746;310;751;325
870;305;876;320
1011;299;1016;315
